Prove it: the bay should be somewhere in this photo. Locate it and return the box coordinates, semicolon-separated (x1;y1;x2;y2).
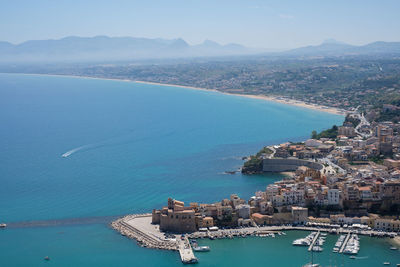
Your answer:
0;73;377;266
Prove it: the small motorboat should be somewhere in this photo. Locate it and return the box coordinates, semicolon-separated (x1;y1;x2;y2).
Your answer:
350;256;356;259
383;262;390;265
192;245;210;252
390;247;398;250
44;256;50;261
0;223;6;228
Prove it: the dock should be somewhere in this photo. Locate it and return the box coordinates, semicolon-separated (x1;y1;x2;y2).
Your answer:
178;237;198;264
339;232;351;253
308;231;320;252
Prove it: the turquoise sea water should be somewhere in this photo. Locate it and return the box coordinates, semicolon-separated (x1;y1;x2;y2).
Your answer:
0;73;396;266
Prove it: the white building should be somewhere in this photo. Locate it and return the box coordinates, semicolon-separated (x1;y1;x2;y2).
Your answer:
236;204;250;219
328;189;341;205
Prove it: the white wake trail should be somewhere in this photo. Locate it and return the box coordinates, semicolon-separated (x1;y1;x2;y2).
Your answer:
61;145;91;158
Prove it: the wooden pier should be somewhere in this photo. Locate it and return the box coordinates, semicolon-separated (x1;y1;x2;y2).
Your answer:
339;233;351;253
308;231;320;252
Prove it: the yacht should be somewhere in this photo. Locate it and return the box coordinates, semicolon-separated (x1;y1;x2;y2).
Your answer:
292;239;310;246
192;245;210;252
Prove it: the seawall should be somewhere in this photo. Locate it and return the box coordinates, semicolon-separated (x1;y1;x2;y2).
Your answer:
262;158;323;172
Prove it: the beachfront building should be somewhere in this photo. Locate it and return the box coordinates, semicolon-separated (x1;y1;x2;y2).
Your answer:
374;218;400;231
291;206;308;225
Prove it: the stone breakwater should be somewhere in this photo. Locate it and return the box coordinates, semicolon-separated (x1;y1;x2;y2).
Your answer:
111;214;178;251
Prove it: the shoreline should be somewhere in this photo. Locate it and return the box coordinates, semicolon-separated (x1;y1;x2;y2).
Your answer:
112;213;397;253
2;72;345;116
135;80;346;116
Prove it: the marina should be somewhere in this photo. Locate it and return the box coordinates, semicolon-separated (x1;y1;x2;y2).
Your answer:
111;213;399;264
308;231;321;252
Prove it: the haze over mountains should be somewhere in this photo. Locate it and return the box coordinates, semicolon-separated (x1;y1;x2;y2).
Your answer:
1;36;400;63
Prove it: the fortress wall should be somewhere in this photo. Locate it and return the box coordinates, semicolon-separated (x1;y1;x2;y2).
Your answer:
262;158;323;172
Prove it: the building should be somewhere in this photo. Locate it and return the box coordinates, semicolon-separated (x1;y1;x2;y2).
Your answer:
338;126;356;137
291;206;308;225
383;159;400;169
236;204;250;219
152;198;197;233
374;218;400;231
328;189;341;205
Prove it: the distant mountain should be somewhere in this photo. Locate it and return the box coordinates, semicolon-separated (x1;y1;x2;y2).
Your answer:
2;36;400;63
284;39;400;57
0;36;255;63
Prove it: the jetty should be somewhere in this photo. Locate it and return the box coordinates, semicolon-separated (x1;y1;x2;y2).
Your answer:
178;237;198;264
308;231;320;252
111;214;178;251
339;233;351;253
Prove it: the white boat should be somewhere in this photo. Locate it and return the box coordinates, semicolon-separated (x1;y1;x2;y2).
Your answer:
312;246;323;252
192;246;210;252
292;239;310;246
0;223;6;228
390;247;397;250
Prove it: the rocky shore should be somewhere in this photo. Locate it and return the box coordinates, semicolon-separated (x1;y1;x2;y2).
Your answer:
111;214;178;251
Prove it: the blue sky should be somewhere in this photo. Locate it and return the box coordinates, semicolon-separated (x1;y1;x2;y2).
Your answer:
1;0;399;49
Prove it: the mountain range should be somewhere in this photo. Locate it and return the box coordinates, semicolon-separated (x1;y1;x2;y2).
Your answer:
1;36;400;63
0;36;253;63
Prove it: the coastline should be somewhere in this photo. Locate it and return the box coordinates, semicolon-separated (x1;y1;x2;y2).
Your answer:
135;80;346;116
2;73;345;116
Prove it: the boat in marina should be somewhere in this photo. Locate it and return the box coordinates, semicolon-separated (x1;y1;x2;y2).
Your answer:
292;232;317;247
343;234;360;255
333;234;345;252
312;246;323;252
192;246;210;252
292;239;310;246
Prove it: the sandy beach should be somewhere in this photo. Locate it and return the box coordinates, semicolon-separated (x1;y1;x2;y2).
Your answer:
6;73;345;116
135;80;346;116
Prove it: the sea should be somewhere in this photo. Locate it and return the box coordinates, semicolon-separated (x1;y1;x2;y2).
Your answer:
0;73;398;266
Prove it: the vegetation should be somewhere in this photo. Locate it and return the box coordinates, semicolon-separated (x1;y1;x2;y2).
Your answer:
242;146;273;174
369;155;384;164
255;147;273;157
376;109;400;123
311;125;338;139
344;114;360;127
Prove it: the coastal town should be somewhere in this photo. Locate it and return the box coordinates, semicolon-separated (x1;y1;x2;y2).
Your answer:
111;108;400;265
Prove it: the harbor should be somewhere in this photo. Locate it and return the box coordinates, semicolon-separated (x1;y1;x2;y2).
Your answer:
111;214;399;264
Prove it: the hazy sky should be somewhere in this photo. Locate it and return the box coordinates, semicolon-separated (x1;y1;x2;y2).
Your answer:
1;0;400;49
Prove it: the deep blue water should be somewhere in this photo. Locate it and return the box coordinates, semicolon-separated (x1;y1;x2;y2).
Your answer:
4;73;393;266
